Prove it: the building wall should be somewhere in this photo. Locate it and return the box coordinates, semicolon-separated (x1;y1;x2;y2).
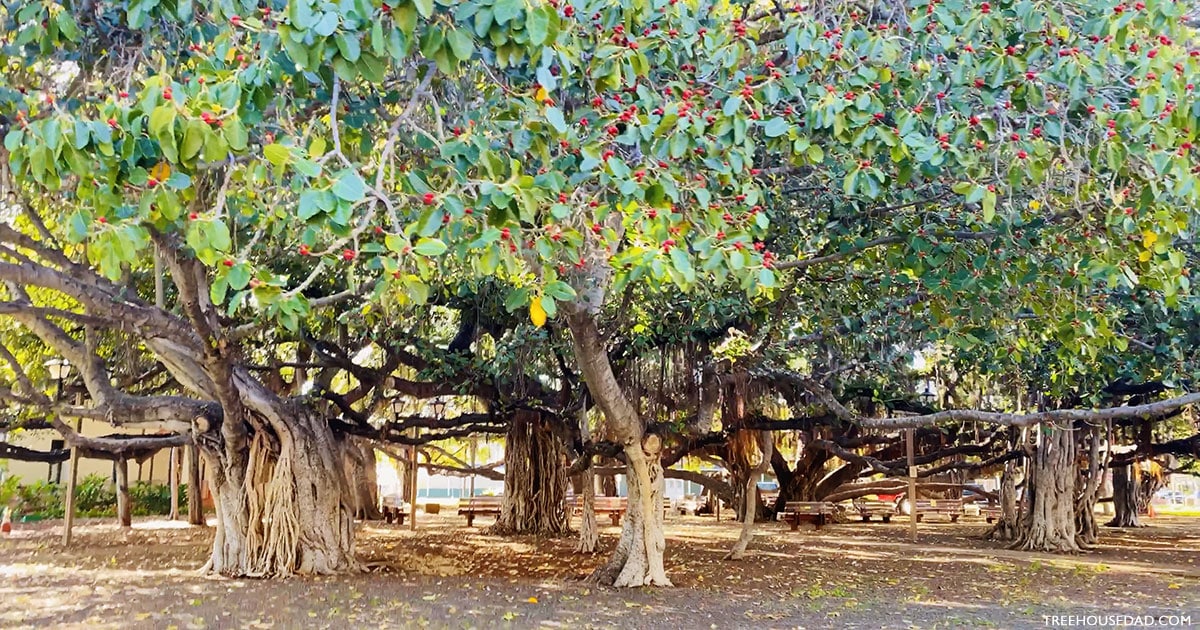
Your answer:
1;422;175;485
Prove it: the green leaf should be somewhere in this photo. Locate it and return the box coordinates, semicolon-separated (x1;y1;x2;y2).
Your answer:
298;190;326;220
758;268;776;289
182;121;205;161
313;12;339;37
447;28;474;60
332;170;366;201
492;0;522;25
165;172;191;190
669;247;695;283
543;280;576;301
526;6;550;46
413;0;434;19
413;238;448;256
227;263;252;290
982;190;997;223
263;143;291;166
335;33;362;62
545;107;567;134
223;119;248;152
149;105;176;137
763;118;789;138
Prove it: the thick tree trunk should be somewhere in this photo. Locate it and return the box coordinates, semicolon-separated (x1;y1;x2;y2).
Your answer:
187;443;204;526
590;443;671;586
115;458;132;528
726;431;773;560
200;405;358;577
986;461;1021;541
1074;426;1104;547
1013;423;1080;553
343;437;382;521
566;306;671;587
492;411;570;536
1107;464;1142;527
1136;466;1163;516
576;407;599;553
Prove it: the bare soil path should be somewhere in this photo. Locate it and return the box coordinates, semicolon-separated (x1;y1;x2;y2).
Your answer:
1;513;1197;628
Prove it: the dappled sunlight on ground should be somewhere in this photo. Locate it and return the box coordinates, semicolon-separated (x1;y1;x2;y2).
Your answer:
0;513;1197;628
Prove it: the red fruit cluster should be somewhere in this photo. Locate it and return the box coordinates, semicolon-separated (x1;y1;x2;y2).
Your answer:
422;192;436;205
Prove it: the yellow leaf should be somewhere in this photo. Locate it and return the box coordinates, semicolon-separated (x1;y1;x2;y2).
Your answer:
1028;200;1041;210
150;161;171;181
1056;26;1070;39
1142;230;1158;249
526;597;538;603
535;87;549;103
529;299;547;328
1138;250;1151;262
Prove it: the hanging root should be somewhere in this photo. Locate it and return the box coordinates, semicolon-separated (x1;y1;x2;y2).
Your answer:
243;432;302;577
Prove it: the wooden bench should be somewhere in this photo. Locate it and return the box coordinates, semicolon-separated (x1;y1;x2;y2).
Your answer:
981;504;1002;523
572;496;627;525
779;501;835;531
381;497;409;525
458;496;503;527
914;498;963;523
854;500;895;522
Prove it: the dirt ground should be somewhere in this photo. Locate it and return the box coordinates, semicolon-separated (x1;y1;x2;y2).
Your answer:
1;511;1198;629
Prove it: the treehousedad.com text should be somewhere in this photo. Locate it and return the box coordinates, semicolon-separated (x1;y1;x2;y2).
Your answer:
1044;615;1193;627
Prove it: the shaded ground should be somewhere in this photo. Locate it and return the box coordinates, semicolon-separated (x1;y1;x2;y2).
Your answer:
1;511;1198;629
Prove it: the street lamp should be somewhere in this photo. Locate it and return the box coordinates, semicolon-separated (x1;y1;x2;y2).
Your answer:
44;358;71;398
919;378;936;405
431;399;446;419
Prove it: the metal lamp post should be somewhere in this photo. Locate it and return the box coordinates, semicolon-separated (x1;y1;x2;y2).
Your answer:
44;359;82;546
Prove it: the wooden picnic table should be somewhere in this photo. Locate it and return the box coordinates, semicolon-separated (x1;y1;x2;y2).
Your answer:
854;499;895;522
914;498;964;523
779;501;835;531
381;496;409;525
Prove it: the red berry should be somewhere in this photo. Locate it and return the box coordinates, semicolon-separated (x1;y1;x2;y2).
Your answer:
188;212;198;220
422;192;436;205
223;259;234;267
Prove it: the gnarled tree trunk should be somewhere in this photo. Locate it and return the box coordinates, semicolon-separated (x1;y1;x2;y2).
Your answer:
590;440;670;586
726;431;773;560
1013;423;1079;553
566;305;671;586
200;404;358;577
986;460;1021;542
1107;463;1142;527
342;436;382;521
576;407;599;553
492;411;570;536
1074;425;1104;547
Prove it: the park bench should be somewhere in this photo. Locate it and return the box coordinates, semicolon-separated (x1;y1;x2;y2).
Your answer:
572;496;628;525
913;498;964;523
592;496;628;525
981;503;1003;523
381;496;410;525
779;501;835;531
458;496;503;527
853;499;895;522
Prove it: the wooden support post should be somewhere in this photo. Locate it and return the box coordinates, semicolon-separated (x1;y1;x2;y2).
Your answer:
468;438;477;498
168;447;180;520
187;443;203;526
409;431;418;531
115;458;131;528
62;416;82;546
907;428;917;542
